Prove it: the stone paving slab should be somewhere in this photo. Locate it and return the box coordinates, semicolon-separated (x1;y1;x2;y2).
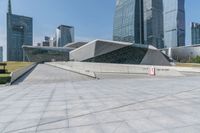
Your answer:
0;64;200;133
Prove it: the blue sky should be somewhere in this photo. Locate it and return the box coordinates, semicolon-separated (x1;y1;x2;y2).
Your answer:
0;0;200;54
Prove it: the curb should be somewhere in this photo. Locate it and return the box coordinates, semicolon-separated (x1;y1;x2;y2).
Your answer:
9;63;37;85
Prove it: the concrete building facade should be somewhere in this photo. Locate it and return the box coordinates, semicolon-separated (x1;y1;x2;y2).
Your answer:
163;45;200;62
23;39;171;66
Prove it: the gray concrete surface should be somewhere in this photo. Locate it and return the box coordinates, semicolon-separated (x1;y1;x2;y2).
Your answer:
0;64;200;133
47;62;183;77
45;62;96;78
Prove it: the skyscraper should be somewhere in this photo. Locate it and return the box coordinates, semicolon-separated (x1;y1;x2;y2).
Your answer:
163;0;185;48
113;0;164;48
56;25;74;47
0;47;3;62
143;0;164;49
191;22;200;45
113;0;144;44
7;0;33;61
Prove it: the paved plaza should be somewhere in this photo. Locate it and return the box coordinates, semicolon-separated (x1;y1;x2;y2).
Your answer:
0;64;200;133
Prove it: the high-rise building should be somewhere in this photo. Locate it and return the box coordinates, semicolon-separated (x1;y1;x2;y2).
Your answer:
56;25;74;47
7;0;33;61
0;47;3;62
113;0;144;44
163;0;185;48
143;0;164;49
49;37;55;47
113;0;164;48
113;0;185;49
42;36;50;47
191;22;200;45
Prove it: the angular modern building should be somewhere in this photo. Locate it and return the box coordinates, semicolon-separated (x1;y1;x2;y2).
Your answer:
7;0;33;61
0;47;3;62
162;45;200;62
191;22;200;45
143;0;164;49
163;0;185;48
23;39;171;65
113;0;164;48
70;40;171;66
22;42;86;62
56;25;74;47
23;46;73;63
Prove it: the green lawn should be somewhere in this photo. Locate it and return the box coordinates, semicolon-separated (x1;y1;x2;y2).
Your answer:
176;63;200;68
0;62;33;84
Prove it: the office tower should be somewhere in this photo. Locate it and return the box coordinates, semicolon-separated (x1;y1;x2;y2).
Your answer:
113;0;164;48
37;43;41;47
113;0;144;44
0;47;3;62
143;0;164;49
7;0;33;61
163;0;185;48
49;37;54;47
56;25;74;47
42;36;50;47
191;22;200;45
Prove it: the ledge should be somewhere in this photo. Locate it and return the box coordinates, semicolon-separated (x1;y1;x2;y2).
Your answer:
10;63;37;85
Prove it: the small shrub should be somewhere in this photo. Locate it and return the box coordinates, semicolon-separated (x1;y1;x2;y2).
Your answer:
190;56;200;63
0;76;11;84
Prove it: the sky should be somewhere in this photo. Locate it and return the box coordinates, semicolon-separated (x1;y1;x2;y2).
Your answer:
0;0;200;60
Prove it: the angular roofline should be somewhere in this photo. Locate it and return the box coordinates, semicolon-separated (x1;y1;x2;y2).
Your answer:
162;44;200;50
57;25;74;29
7;13;33;19
22;45;74;51
64;42;88;47
71;39;158;53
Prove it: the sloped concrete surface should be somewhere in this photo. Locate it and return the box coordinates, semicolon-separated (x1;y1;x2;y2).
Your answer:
48;62;183;77
0;64;200;133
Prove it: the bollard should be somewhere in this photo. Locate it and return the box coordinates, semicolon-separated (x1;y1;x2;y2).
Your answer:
149;66;156;76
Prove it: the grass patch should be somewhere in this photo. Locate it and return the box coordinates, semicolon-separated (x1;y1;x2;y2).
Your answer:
5;62;33;73
0;62;33;84
0;73;11;84
176;63;200;67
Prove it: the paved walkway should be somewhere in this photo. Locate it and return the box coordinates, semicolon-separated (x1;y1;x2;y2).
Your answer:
0;64;200;133
14;64;92;85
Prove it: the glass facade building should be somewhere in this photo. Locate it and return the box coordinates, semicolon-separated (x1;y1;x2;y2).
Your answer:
113;0;144;44
7;0;33;61
56;25;74;47
143;0;164;49
191;22;200;45
163;0;185;48
113;0;164;48
114;0;185;49
0;47;3;62
23;46;72;63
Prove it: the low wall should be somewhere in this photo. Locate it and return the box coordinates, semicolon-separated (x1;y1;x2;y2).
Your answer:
10;63;37;85
47;62;183;77
46;62;96;78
